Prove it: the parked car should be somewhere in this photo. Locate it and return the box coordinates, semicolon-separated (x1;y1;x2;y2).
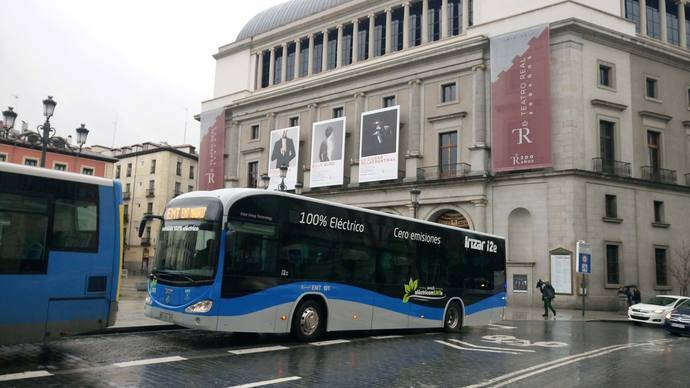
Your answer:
664;299;690;336
628;295;690;325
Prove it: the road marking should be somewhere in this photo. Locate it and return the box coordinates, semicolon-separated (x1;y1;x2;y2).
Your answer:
113;356;187;368
436;340;521;355
228;376;302;388
464;342;653;388
488;323;517;329
0;371;53;382
371;335;404;340
448;339;536;353
229;346;290;355
309;339;351;346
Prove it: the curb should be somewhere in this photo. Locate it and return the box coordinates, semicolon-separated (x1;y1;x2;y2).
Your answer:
80;324;185;336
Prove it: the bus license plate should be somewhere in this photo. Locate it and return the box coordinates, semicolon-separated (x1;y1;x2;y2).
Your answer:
159;312;173;322
671;323;685;328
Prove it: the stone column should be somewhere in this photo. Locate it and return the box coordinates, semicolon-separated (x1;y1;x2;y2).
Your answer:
336;24;344;67
352;19;359;63
307;34;314;76
405;79;422;181
470;63;489;174
462;0;470;32
421;0;429;44
368;13;376;58
660;0;668;41
351;92;366;186
640;0;647;36
268;48;275;85
303;103;319;188
322;28;329;71
441;0;449;39
256;51;263;89
403;2;411;49
294;39;301;79
226;120;240;187
280;43;288;83
680;1;687;48
385;8;393;53
471;199;487;232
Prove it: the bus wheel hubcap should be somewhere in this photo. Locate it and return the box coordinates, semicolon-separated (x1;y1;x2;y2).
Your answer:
447;308;459;328
300;307;319;336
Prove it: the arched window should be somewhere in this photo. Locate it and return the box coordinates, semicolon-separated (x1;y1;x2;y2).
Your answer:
434;210;470;229
508;208;533;261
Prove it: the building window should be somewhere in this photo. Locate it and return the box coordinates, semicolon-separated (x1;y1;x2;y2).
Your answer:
54;163;67;171
24;158;38;167
605;194;618;218
357;19;369;60
449;0;463;35
150;159;156;174
441;82;457;103
685;4;690;49
439;132;458;178
598;62;614;88
625;0;641;33
645;76;659;99
468;0;473;26
687;87;690;109
289;116;299;127
391;8;404;51
653;201;665;223
273;46;283;84
374;14;386;56
666;0;680;45
647;131;661;170
188;185;194;193
148;180;155;197
125;183;131;194
332;107;344;118
0;154;6;162
313;33;324;74
126;163;132;177
599;120;616;171
261;50;270;88
189;165;194;179
409;2;422;47
250;125;260;140
115;165;121;178
646;0;662;39
174;182;181;196
655;247;668;286
606;244;620;285
146;202;153;214
82;167;94;175
428;0;441;42
247;161;258;188
286;43;296;81
342;24;353;65
327;29;338;70
176;161;182;176
383;95;396;108
299;38;309;77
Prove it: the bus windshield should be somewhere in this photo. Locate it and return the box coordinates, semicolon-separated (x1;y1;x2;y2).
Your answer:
153;220;219;280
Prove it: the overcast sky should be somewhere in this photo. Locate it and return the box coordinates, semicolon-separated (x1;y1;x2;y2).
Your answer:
0;0;285;149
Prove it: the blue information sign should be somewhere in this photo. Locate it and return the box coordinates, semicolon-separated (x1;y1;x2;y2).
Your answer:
576;241;592;274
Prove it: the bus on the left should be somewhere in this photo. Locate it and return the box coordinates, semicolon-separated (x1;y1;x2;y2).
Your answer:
0;162;123;345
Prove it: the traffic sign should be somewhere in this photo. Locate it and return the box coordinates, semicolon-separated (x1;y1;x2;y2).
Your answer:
576;241;592;274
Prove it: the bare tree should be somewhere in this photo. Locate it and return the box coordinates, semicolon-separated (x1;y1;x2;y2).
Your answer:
671;242;690;296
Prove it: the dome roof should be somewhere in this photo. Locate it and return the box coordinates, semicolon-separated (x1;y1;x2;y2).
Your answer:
236;0;354;41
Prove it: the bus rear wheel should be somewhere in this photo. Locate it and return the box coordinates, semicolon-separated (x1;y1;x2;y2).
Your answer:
292;300;324;342
444;302;463;333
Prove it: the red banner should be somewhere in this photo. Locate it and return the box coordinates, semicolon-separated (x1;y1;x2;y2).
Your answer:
490;25;552;172
198;108;225;190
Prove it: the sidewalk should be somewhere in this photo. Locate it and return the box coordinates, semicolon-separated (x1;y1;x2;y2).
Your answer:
113;274;172;329
504;305;629;322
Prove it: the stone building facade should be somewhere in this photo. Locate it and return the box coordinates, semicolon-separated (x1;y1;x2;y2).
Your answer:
202;0;690;309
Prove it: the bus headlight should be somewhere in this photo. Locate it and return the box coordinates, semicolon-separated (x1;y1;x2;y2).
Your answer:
185;300;213;313
145;296;152;305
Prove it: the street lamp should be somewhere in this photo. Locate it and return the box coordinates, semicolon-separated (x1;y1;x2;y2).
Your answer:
2;107;17;137
278;164;288;192
409;187;421;219
39;96;57;167
260;173;271;190
75;124;89;154
294;182;303;195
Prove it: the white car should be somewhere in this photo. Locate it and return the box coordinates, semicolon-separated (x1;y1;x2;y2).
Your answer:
628;295;690;325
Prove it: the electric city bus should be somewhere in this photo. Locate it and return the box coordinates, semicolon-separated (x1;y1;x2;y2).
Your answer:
0;162;123;345
142;189;506;341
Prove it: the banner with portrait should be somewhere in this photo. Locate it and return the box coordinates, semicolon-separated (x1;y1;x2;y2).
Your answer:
359;106;400;183
267;126;300;190
310;117;346;188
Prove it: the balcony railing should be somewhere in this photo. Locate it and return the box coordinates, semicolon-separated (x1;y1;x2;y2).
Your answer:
143;212;153;217
592;158;631;177
146;188;155;197
140;237;151;246
641;166;677;184
122;191;131;200
417;163;471;181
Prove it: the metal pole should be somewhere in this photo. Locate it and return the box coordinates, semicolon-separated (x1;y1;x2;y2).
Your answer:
582;274;586;317
39;118;50;167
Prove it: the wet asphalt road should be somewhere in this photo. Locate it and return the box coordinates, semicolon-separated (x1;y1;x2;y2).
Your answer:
0;321;687;387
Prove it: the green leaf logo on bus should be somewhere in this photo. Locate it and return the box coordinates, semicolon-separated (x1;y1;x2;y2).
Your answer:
402;278;419;303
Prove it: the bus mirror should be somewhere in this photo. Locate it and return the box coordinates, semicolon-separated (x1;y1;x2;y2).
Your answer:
138;214;164;238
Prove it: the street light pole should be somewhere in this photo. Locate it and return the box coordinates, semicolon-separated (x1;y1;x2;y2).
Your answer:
39;96;57;168
2;107;17;137
260;173;271;190
409;188;421;219
278;164;288;192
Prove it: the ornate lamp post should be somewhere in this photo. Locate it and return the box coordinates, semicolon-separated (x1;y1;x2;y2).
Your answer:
2;107;17;137
409;187;421;219
278;164;288;192
39;96;57;167
75;124;89;154
260;173;271;190
294;182;303;195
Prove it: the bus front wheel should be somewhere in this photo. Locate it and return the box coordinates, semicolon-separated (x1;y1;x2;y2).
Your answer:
444;302;463;333
292;300;324;342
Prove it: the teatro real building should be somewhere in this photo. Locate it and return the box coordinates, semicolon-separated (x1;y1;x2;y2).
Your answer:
199;0;690;309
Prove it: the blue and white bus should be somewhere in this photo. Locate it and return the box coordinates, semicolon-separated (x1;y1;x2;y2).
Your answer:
143;189;506;341
0;162;123;345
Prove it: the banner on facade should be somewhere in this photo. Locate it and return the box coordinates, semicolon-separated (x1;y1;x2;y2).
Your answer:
359;106;400;183
310;117;346;188
490;25;552;172
198;108;225;190
267;126;300;190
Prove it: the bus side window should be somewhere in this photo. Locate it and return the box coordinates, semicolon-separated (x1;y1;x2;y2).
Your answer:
227;222;279;277
0;192;50;273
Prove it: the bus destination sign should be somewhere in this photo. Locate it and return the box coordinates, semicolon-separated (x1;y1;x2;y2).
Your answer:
164;206;207;220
